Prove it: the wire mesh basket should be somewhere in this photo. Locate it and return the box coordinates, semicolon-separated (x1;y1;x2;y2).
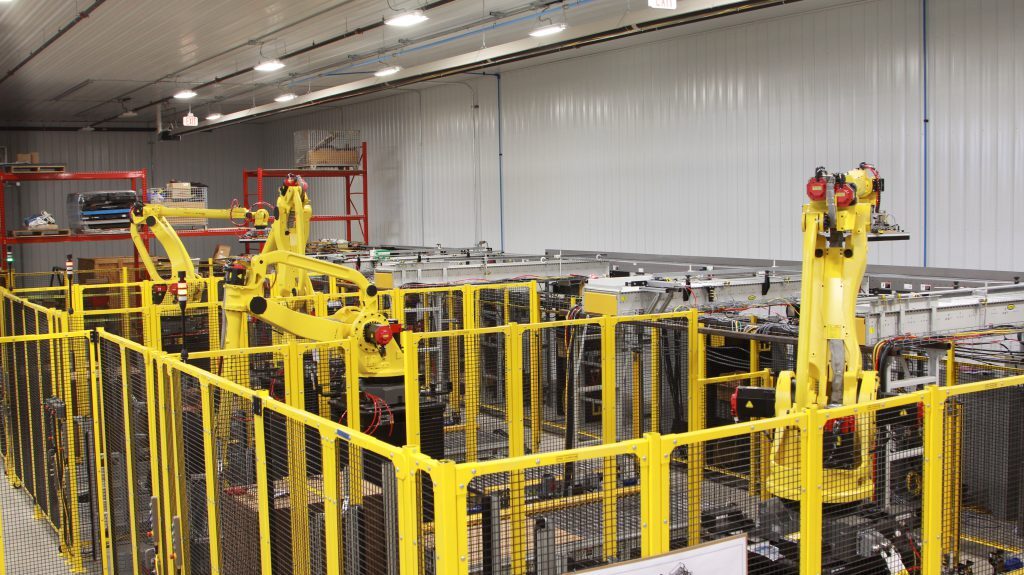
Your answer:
148;182;208;229
294;129;361;168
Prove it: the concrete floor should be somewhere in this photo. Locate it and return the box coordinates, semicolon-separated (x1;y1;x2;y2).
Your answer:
0;465;95;575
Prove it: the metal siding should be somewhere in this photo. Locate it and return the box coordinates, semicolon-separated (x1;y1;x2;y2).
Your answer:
260;80;497;248
502;0;924;266
0;126;261;271
928;0;1024;271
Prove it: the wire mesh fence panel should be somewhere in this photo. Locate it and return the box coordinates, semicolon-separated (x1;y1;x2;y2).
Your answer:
98;336;156;575
11;270;68;290
263;411;325;575
302;344;347;422
942;384;1024;575
78;282;147;312
475;285;532;328
209;386;261;575
520;322;604;455
400;288;464;333
157;304;220;355
343;442;401;575
614;319;689;440
76;310;148;345
415;332;506;463
818;407;924;575
465;453;642;574
668;423;803;575
0;333;102;574
416;469;436;575
537;279;585;322
13;287;69;310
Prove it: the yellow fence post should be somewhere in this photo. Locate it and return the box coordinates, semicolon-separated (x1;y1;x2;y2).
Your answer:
253;393;274;575
600;315;619;560
641;432;665;557
200;378;223;575
506;323;527;574
87;331;114;575
921;385;946;574
394;448;420;575
528;285;542;454
463;286;479;462
402;331;420;450
433;460;469;575
321;433;342;575
799;407;822;575
283;341;311;575
685;310;704;546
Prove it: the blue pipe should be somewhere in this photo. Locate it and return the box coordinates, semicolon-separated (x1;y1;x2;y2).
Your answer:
289;0;594;87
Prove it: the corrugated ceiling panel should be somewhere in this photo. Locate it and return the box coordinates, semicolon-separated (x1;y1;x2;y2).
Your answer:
927;0;1024;271
501;0;924;265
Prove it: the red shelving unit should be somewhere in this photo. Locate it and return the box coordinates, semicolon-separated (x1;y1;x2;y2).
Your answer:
0;169;252;271
242;141;369;245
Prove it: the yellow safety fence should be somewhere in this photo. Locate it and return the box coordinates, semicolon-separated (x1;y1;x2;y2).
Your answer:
3;282;1024;574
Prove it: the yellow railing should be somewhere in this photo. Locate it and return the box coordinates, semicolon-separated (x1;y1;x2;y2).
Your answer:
3;281;1024;575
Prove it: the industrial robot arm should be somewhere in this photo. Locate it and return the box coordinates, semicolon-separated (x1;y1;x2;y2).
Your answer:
129;202;270;282
221;249;403;379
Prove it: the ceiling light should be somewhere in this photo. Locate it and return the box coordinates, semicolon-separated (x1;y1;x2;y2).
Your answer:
385;10;428;27
254;59;285;72
274;93;297;103
206;112;223;120
374;66;402;77
79;126;95;132
529;22;567;37
174;89;198;99
119;110;139;118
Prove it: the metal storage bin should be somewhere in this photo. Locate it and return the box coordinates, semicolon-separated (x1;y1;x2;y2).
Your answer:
66;190;138;233
294;129;360;168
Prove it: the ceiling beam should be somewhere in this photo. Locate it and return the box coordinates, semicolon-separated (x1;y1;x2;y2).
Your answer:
172;0;805;136
0;0;108;86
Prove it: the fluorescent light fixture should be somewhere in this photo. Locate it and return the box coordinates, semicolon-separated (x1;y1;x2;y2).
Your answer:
385;10;428;27
274;93;297;103
79;126;95;132
529;22;567;37
206;112;223;120
174;89;198;99
119;110;139;118
254;59;285;72
374;65;402;77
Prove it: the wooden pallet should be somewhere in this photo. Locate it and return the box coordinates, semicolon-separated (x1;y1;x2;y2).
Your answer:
9;227;71;237
296;164;359;170
6;164;66;174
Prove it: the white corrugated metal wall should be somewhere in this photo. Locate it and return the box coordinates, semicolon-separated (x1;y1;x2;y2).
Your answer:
260;80;500;248
927;0;1024;271
0;126;262;272
5;0;1021;272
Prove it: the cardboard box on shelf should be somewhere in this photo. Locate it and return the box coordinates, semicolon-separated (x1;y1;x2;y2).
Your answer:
305;148;358;167
16;152;40;164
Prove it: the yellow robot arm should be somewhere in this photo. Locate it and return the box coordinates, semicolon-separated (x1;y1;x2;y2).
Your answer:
220;250;402;379
130;203;269;282
259;177;315;298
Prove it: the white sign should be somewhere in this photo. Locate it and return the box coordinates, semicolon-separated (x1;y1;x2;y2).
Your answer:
182;112;199;127
573;534;748;575
648;0;677;9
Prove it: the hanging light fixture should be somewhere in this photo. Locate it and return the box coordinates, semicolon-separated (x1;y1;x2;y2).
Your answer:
254;58;285;72
206;112;223;120
529;21;567;37
174;89;198;99
385;9;428;27
275;92;298;102
374;65;402;77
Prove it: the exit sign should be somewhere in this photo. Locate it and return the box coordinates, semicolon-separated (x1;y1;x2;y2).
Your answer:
648;0;677;8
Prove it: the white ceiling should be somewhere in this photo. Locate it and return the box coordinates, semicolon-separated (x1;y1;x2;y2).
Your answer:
0;0;650;128
0;0;844;129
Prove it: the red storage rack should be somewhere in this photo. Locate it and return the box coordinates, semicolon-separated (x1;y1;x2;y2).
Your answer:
0;169;253;271
242;141;369;245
